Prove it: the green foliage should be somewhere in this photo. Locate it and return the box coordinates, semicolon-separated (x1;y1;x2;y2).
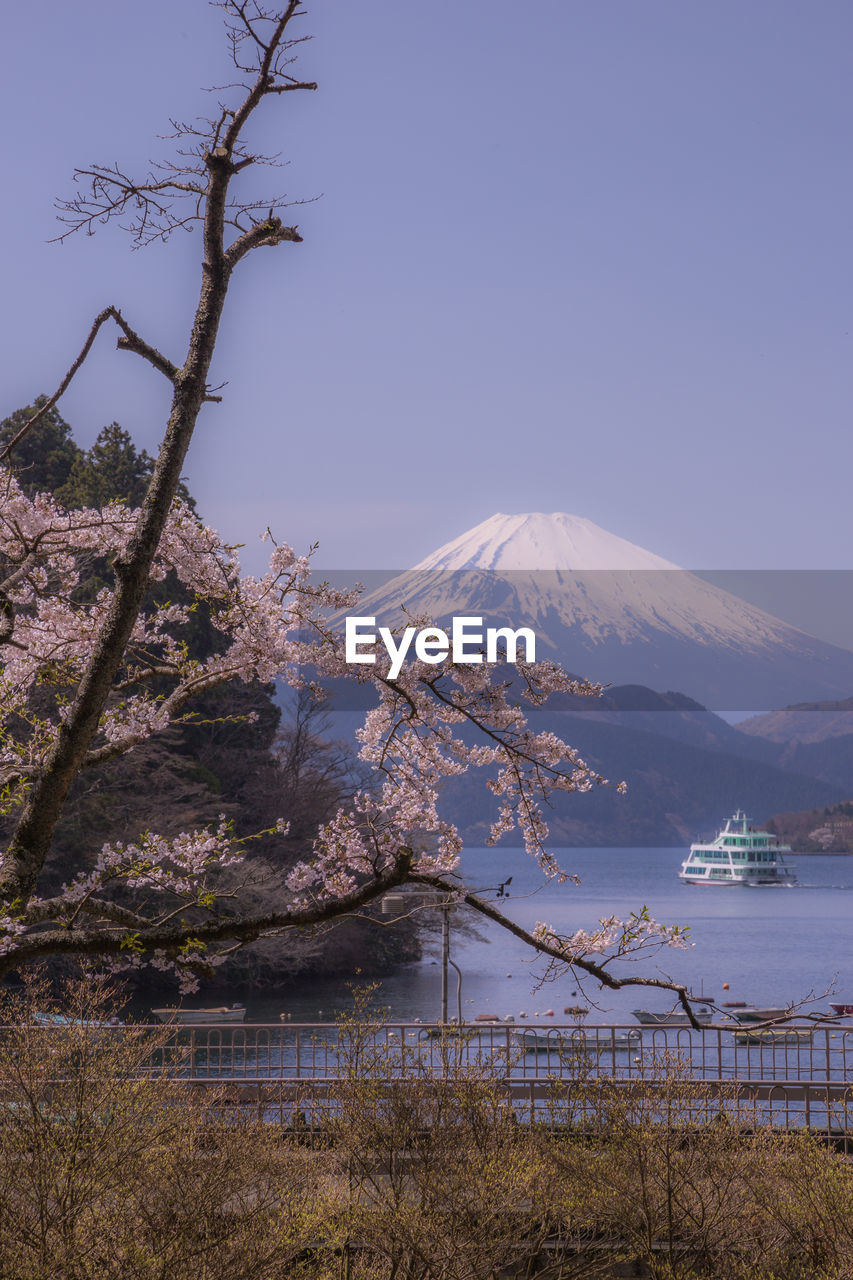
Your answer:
0;405;194;510
56;421;196;511
56;421;155;508
0;399;79;496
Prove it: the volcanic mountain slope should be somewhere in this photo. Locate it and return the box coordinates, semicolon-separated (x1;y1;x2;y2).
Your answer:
358;513;853;710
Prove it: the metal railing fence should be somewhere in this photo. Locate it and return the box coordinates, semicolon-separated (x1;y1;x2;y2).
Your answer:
7;1020;853;1144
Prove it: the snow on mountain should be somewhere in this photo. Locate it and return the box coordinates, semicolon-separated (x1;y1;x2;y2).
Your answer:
355;513;853;708
367;512;810;653
413;512;680;572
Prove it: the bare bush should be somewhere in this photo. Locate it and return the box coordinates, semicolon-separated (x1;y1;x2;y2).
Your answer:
0;977;330;1280
538;1056;853;1279
2;983;853;1278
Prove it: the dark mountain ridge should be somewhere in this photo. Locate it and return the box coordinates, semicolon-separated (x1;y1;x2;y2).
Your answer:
438;702;845;847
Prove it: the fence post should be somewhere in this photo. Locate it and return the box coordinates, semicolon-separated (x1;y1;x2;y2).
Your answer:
717;1027;723;1083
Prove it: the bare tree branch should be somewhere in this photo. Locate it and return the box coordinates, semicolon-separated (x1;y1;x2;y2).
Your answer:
0;309;113;462
0;308;183;464
53;0;316;251
411;874;707;1028
0;850;415;974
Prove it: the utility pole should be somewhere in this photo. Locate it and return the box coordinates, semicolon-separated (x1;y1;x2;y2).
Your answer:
439;876;510;1027
382;887;464;1026
441;902;450;1024
440;899;463;1025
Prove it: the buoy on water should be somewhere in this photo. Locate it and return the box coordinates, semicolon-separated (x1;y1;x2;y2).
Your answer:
722;983;730;991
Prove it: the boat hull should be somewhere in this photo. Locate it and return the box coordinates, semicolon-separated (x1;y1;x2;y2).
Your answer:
730;1007;788;1024
681;809;796;887
733;1028;812;1046
33;1012;124;1028
679;874;795;887
632;1010;713;1027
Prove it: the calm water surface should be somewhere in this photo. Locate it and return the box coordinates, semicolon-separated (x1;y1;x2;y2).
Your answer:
239;849;853;1027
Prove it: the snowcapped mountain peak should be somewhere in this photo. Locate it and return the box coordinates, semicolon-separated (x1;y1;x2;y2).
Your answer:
412;512;680;572
353;512;853;705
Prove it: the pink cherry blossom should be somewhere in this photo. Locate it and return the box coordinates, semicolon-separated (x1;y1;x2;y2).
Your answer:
0;469;684;991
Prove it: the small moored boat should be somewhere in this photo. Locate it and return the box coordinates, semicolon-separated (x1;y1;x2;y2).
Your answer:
727;1005;789;1024
732;1027;812;1046
151;1004;246;1024
514;1029;641;1054
33;1012;124;1028
632;1008;713;1027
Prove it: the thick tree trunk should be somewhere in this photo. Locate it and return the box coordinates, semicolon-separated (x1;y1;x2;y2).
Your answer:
3;373;218;905
0;188;237;906
1;2;313;909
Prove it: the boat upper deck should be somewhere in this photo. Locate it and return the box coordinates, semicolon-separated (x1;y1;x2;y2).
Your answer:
681;810;796;883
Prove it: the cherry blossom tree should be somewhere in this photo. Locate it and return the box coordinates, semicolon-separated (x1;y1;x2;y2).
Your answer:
0;1;693;1009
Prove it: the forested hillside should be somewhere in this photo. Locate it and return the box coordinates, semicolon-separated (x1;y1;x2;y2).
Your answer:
0;402;419;986
765;801;853;853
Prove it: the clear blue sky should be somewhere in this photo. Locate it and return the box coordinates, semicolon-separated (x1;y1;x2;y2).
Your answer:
2;1;851;571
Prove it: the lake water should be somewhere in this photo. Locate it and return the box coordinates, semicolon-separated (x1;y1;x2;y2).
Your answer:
241;848;853;1027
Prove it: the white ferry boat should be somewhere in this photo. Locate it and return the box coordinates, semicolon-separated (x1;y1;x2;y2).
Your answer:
680;810;796;887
